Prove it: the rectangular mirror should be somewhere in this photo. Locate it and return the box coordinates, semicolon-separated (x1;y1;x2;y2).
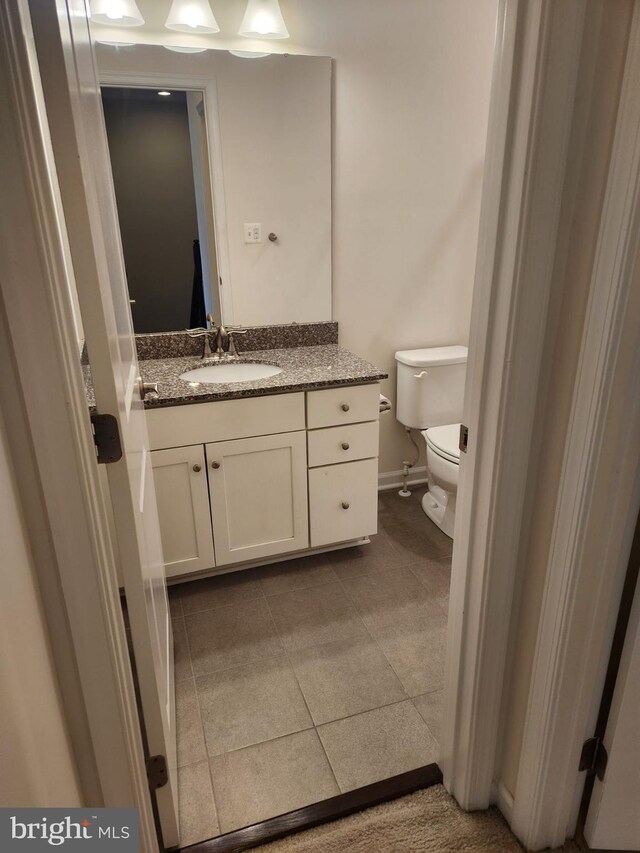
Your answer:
96;45;332;332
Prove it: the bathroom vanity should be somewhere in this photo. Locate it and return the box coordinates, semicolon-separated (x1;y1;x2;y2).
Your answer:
88;324;387;584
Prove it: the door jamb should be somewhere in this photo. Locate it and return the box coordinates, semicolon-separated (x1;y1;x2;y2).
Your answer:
0;1;158;849
443;0;587;811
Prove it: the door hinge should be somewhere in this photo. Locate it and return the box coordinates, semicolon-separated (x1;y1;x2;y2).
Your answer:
146;754;168;791
90;413;122;465
579;736;608;781
459;424;469;454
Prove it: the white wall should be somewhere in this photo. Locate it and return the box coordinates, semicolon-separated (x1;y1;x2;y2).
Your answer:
0;409;82;807
93;0;498;474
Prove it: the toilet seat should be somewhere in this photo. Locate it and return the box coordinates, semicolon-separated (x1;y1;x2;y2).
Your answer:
422;423;461;464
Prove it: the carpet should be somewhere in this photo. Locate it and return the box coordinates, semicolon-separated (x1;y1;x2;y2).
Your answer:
256;785;581;852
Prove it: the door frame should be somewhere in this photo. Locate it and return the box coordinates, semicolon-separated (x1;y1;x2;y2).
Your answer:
0;1;158;849
3;1;639;852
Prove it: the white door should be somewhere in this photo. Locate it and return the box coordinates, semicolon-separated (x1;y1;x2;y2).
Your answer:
584;570;640;851
151;446;216;578
206;431;309;565
28;1;179;847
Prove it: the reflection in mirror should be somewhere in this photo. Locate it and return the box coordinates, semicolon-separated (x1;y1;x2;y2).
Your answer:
101;86;219;333
96;46;332;331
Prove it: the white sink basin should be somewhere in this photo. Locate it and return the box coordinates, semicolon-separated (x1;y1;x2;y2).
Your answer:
180;362;283;384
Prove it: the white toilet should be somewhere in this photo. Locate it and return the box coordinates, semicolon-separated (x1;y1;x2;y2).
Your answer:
395;346;468;538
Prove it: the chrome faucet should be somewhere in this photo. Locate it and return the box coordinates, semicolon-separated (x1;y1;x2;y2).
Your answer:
186;316;248;359
214;324;248;357
186;312;218;359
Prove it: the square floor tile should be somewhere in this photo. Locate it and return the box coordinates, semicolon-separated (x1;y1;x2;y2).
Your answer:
371;618;447;697
210;730;339;833
176;679;207;767
259;554;339;596
196;655;312;755
406;558;452;599
186;598;283;676
378;489;428;529
317;701;438;792
179;569;264;615
266;582;369;652
413;690;443;742
173;618;192;683
177;761;219;846
385;522;451;566
340;565;447;633
327;532;412;580
290;637;407;725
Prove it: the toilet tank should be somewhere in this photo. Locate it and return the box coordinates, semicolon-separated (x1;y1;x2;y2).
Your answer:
395;345;468;429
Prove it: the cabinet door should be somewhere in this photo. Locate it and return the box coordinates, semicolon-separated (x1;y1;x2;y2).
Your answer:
309;458;379;547
151;446;215;578
206;431;309;566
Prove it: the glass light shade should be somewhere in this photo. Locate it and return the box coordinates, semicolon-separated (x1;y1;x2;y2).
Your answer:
90;0;144;27
165;0;220;33
239;0;289;39
229;50;270;58
163;45;208;53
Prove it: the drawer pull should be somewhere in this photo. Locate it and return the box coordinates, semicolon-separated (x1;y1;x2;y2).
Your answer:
341;442;350;450
341;501;350;510
341;403;350;412
192;464;202;473
211;461;221;469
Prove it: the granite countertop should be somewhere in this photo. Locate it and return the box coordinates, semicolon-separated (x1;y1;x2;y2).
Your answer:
84;344;387;409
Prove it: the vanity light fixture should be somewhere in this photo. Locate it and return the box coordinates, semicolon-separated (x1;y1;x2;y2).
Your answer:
95;40;137;47
163;45;208;53
165;0;220;34
89;0;145;27
157;91;172;96
228;50;270;58
238;0;289;40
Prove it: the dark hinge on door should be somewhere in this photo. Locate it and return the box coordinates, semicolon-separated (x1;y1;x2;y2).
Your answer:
90;413;123;464
579;736;608;781
146;754;168;791
459;424;469;454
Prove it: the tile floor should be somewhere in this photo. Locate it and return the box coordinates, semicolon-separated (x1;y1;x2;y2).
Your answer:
170;486;452;846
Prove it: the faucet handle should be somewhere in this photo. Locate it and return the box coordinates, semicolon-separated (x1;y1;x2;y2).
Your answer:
185;326;207;338
227;327;248;357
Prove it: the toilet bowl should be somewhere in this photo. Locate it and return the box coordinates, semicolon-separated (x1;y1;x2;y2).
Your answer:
421;422;460;539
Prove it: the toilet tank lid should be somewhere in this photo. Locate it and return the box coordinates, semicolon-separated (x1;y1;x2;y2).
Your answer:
394;345;468;367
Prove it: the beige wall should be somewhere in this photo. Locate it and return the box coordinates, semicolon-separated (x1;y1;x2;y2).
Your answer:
498;0;634;797
0;408;82;807
94;0;498;475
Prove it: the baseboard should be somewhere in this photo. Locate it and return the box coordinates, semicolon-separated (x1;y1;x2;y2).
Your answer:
492;780;515;824
378;466;429;492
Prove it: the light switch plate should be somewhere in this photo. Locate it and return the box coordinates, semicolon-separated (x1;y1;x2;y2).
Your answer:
244;223;262;243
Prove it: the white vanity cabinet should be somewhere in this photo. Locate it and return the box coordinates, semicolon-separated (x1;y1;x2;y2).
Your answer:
205;431;308;566
306;384;380;547
144;382;380;580
150;445;215;578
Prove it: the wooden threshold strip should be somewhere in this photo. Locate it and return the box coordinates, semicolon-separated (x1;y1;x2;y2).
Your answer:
181;762;443;853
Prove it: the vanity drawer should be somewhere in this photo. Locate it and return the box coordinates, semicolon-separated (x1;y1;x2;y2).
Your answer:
307;421;379;468
306;383;380;429
308;458;378;547
146;392;305;450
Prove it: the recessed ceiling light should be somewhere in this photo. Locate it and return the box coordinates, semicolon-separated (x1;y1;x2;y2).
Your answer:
158;91;172;96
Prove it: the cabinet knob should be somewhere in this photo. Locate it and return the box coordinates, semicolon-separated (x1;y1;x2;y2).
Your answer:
211;461;221;469
341;501;350;510
192;464;201;473
341;442;350;450
341;403;350;412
